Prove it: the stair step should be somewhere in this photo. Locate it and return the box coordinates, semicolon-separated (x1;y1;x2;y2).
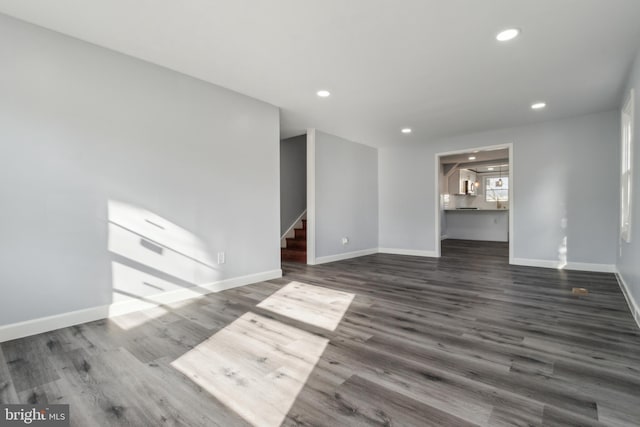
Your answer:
281;248;306;263
295;228;307;239
286;237;306;249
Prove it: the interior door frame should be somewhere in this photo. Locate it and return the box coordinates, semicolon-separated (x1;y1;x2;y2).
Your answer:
434;142;514;263
306;128;316;265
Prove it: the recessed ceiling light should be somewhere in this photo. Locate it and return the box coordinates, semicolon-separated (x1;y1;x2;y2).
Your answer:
496;28;520;42
468;156;476;160
488;167;495;171
316;90;331;98
401;128;412;134
531;102;546;110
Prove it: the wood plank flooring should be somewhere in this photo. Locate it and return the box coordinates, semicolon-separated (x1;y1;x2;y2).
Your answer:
2;239;640;426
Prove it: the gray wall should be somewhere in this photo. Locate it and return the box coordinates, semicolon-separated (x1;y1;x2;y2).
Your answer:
280;135;306;235
379;110;619;264
0;14;280;326
618;48;640;309
315;131;378;258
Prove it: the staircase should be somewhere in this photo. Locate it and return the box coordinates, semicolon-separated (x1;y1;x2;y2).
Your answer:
281;219;306;263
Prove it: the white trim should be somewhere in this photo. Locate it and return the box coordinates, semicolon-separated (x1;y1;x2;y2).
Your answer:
511;258;616;273
314;248;378;265
0;269;282;343
508;145;514;263
378;248;438;257
434;153;441;257
563;262;616;273
620;88;634;244
0;305;109;345
616;270;640;329
306;129;316;265
434;143;514;263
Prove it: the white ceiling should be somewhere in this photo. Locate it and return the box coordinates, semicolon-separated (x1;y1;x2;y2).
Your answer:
1;0;639;147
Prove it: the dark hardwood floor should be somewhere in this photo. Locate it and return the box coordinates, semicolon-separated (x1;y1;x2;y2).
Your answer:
1;239;639;426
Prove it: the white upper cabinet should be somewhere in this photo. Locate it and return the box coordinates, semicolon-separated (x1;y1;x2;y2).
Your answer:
448;168;477;195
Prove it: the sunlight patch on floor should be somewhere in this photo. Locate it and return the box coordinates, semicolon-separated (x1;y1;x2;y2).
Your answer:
257;281;355;331
171;312;329;427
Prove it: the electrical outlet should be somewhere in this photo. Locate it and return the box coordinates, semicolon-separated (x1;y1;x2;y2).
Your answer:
217;252;225;264
341;237;349;245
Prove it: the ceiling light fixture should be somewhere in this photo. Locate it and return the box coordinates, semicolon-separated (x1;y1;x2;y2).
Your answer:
488;167;495;171
316;90;331;98
401;128;412;134
531;102;546;110
496;28;520;42
468;156;476;160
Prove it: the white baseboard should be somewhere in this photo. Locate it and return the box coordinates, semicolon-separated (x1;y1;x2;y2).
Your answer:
378;248;438;258
616;270;640;329
314;248;378;265
511;258;616;273
564;262;617;273
0;269;282;343
0;305;110;345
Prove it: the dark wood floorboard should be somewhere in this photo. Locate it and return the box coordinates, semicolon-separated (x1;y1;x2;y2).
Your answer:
1;239;639;426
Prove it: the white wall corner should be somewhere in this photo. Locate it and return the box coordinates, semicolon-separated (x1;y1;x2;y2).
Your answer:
616;270;640;330
378;248;438;258
0;269;282;343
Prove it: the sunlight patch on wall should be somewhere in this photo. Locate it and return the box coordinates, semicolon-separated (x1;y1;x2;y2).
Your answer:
108;200;213;264
171;312;329;427
109;261;211;329
257;281;355;331
108;200;219;284
106;200;220;329
557;216;568;269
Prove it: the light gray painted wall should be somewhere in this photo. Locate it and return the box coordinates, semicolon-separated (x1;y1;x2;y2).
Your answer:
618;48;640;309
315;131;378;258
379;110;619;264
0;14;280;326
280;135;306;235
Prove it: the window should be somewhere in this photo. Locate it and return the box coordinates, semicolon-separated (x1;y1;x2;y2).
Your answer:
485;176;508;202
621;89;634;243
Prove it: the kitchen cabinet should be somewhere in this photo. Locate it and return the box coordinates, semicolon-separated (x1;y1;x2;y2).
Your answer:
447;168;477;195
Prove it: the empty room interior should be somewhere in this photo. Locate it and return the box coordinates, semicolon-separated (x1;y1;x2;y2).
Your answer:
2;1;640;426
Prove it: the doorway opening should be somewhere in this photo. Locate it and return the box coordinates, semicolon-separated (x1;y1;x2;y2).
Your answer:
434;143;513;262
280;133;308;263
